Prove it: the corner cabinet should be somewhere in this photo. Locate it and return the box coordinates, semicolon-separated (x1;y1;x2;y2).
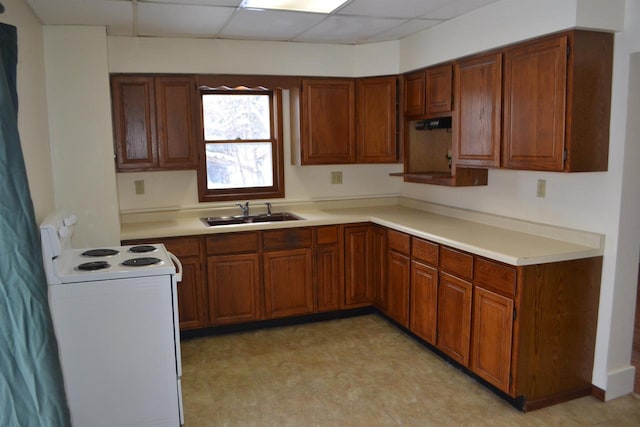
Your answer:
110;74;199;172
300;77;399;164
502;30;613;171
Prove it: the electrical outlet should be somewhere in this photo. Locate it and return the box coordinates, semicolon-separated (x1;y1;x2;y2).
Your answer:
331;171;343;185
135;180;145;195
536;179;546;198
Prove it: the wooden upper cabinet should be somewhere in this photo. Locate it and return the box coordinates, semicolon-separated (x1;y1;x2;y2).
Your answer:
356;76;398;163
111;76;157;170
154;76;199;169
403;64;453;117
111;74;199;172
453;53;502;168
301;78;356;164
426;63;453;116
502;30;613;171
403;71;425;116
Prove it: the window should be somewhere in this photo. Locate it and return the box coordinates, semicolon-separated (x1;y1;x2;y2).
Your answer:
198;87;284;202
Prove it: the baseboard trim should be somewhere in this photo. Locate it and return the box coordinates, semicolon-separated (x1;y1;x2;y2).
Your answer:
592;385;606;401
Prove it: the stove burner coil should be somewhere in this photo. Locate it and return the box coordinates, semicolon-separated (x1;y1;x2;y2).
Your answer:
81;248;120;257
128;245;158;254
121;257;162;267
76;261;111;271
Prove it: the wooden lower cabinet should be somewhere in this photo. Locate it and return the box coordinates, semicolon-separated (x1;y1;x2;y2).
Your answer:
264;248;314;318
207;253;261;325
437;272;473;366
386;250;410;327
315;226;343;312
133;223;602;411
371;226;387;310
409;261;438;344
344;225;374;307
470;286;514;392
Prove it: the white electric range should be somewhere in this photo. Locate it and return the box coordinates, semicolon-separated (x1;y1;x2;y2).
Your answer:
40;212;184;427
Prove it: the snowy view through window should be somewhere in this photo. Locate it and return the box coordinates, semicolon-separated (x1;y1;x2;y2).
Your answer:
202;93;273;189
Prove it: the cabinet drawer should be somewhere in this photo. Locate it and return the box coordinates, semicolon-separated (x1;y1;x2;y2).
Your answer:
263;228;312;250
162;237;200;257
316;225;339;245
440;246;473;280
412;238;438;266
474;258;516;297
206;232;259;255
387;229;410;254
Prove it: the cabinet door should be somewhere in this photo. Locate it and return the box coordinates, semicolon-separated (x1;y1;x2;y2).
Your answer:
410;261;438;344
471;286;514;393
386;250;410;327
154;76;199;169
111;76;157;170
301;79;356;164
344;226;373;307
357;76;398;163
503;36;567;171
264;248;314;318
454;53;502;168
437;272;473;366
371;226;387;310
426;64;453;115
403;72;425;116
207;253;261;325
316;244;341;312
174;256;206;330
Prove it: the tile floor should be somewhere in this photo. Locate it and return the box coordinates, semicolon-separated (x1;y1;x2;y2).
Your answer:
181;314;640;426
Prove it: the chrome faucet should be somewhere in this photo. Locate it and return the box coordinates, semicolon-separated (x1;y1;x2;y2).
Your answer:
235;201;250;217
265;202;272;216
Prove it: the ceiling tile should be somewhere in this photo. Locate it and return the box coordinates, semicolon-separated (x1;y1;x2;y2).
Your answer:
137;3;234;37
423;0;501;20
294;15;405;44
220;9;326;41
27;0;133;33
337;0;449;19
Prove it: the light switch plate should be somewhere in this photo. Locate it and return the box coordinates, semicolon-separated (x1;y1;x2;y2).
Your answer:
536;179;546;198
135;180;145;195
331;171;343;185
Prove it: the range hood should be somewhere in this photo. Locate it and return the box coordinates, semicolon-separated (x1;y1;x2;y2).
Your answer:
415;116;452;130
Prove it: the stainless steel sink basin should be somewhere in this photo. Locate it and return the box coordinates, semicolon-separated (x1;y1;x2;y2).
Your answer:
201;212;303;227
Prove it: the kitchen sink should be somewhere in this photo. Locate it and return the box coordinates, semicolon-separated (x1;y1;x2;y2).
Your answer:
201;212;303;227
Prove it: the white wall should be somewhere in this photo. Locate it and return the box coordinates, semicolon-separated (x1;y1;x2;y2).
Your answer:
43;26;120;247
398;0;637;399
0;0;54;222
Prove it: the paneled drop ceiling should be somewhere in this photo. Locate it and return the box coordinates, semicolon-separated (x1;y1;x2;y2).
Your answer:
26;0;501;45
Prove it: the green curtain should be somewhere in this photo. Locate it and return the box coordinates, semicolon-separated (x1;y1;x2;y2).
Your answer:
0;23;71;427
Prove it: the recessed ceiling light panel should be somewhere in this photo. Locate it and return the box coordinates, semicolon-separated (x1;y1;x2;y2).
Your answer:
240;0;348;14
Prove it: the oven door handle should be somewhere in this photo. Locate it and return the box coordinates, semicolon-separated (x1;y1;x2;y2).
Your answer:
169;252;183;283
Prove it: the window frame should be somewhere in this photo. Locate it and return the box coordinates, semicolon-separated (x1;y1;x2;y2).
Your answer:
197;87;285;203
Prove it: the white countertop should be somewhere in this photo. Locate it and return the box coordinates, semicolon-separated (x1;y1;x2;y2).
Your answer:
120;201;604;266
